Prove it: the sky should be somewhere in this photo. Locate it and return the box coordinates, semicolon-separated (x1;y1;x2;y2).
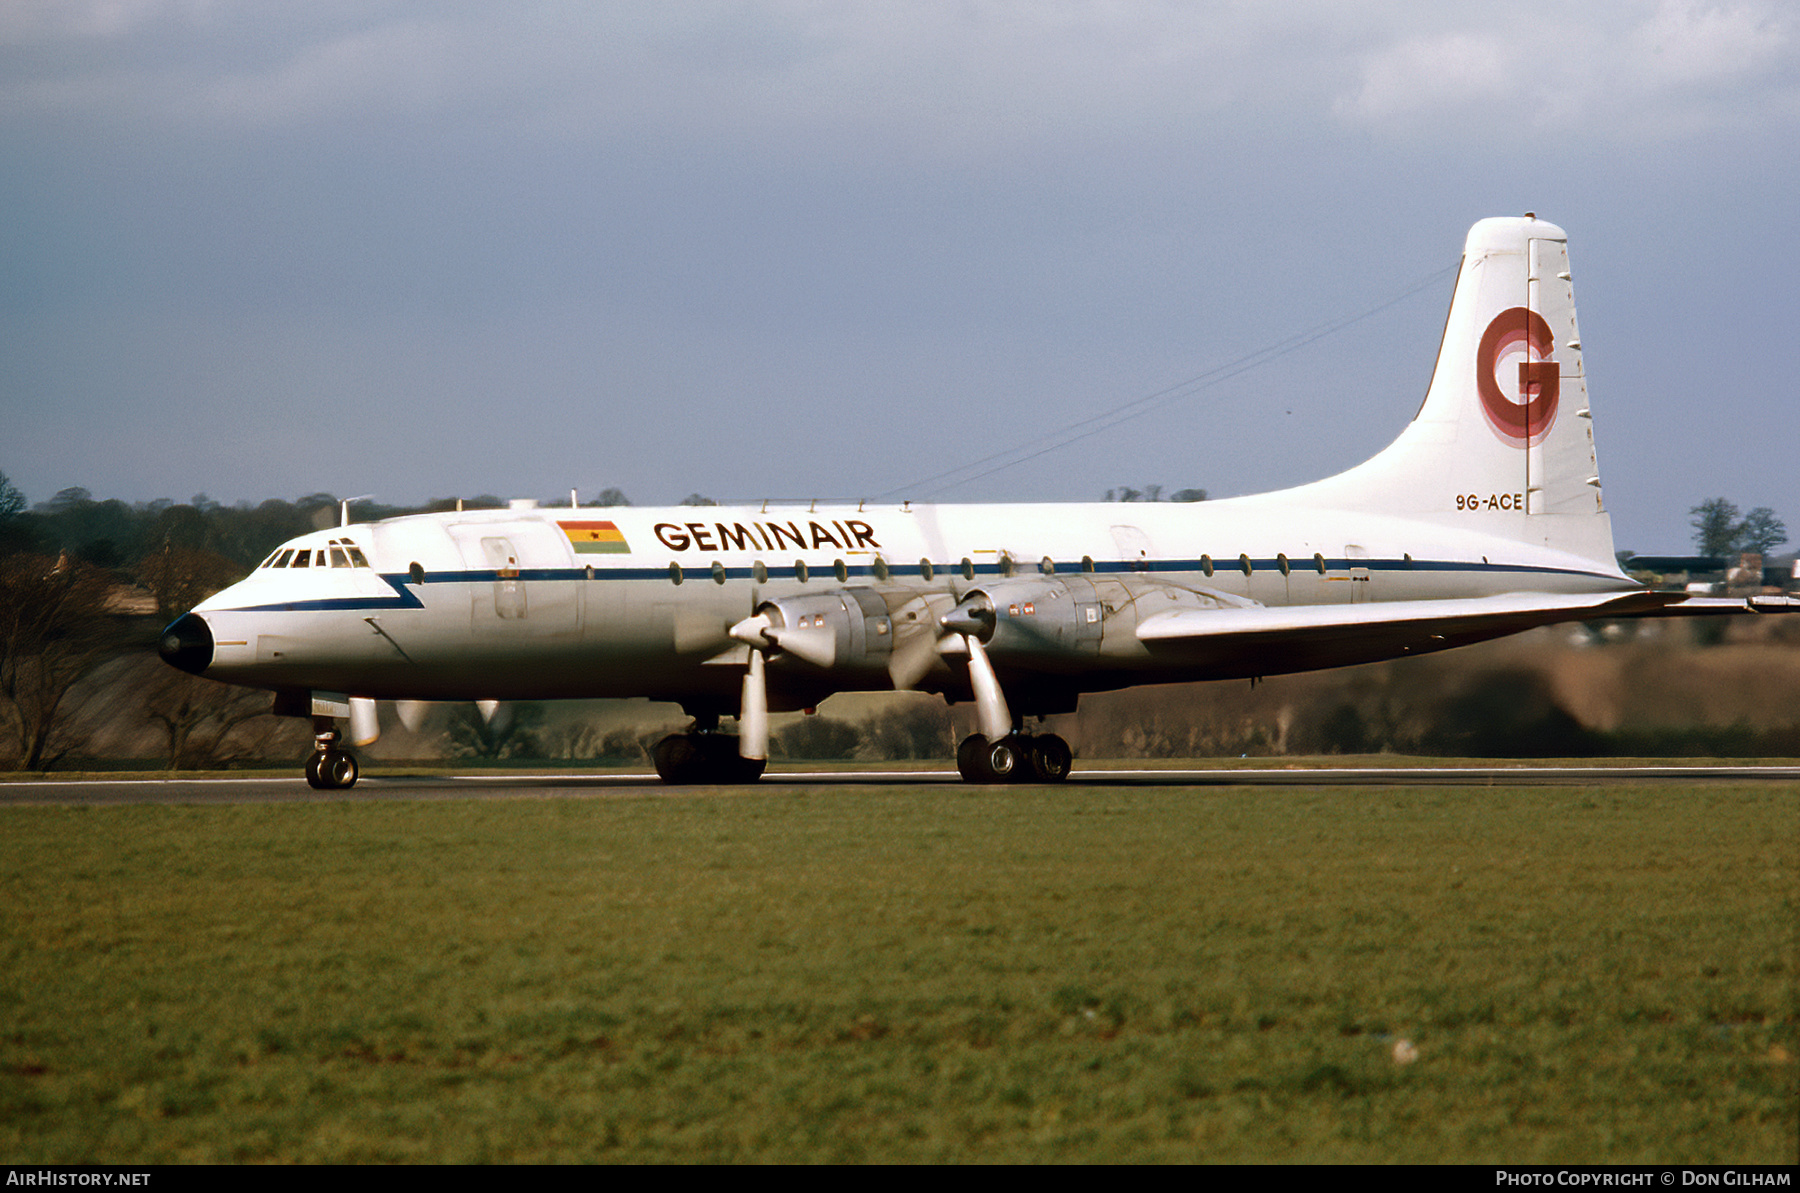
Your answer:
2;1;1795;554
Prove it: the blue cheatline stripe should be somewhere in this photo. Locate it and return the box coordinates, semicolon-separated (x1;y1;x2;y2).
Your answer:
413;557;1618;583
229;572;425;613
215;555;1628;614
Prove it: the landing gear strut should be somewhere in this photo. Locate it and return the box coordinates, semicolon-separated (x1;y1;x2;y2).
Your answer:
940;598;1073;783
956;731;1072;784
305;719;360;790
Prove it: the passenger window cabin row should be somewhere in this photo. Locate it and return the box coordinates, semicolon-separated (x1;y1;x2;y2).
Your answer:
663;553;1339;585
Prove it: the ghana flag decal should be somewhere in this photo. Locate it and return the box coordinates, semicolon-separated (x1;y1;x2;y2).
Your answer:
558;520;631;554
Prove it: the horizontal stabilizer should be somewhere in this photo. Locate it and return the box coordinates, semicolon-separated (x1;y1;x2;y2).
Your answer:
1139;590;1795;646
1641;593;1800;615
1132;590;1788;678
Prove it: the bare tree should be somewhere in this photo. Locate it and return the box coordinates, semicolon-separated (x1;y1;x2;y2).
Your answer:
444;701;545;759
0;471;23;520
775;715;863;759
0;554;122;769
542;718;603;761
140;666;277;769
861;702;955;760
136;541;246;622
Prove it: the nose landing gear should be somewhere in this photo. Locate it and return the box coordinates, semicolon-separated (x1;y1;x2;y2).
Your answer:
305;720;360;790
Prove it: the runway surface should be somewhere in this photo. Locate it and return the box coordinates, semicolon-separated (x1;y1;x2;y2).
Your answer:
4;764;1797;805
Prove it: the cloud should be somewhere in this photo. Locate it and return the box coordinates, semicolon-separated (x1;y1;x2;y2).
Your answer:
191;17;468;126
1631;0;1789;84
11;2;1791;158
1;3;1350;151
1332;31;1521;124
0;0;200;44
1334;1;1798;143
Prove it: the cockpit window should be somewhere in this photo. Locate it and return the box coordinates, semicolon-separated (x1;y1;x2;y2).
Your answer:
323;538;371;568
261;539;370;570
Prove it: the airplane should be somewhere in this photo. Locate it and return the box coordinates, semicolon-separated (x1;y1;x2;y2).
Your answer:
157;215;1795;788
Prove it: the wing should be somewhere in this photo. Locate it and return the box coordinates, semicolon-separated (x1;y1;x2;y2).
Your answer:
1135;590;1798;676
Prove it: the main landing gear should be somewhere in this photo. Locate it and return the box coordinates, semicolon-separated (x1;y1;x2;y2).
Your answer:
653;711;767;785
956;731;1073;784
305;719;360;790
939;600;1074;784
652;733;767;785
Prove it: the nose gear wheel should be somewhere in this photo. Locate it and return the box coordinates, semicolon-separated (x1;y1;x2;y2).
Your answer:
305;748;359;790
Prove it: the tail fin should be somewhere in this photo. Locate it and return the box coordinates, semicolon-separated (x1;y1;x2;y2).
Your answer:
1291;215;1616;566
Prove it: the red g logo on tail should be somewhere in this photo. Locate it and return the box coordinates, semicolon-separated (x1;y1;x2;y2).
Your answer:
1476;307;1559;446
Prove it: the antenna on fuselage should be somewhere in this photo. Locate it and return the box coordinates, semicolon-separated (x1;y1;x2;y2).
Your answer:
340;495;373;527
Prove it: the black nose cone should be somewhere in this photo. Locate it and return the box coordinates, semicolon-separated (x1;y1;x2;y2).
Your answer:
159;613;214;675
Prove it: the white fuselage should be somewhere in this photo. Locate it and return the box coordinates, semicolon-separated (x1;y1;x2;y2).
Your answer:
188;491;1636;713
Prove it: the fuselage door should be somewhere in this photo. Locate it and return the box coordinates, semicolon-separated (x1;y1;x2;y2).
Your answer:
446;522;580;638
481;536;527;619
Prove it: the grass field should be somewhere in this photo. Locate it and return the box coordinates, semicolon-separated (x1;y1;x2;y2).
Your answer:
1;781;1794;1163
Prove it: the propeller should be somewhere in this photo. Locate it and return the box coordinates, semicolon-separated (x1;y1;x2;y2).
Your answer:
886;590;1012;738
886;592;962;690
938;592;996;639
763;622;836;668
475;699;511;734
937;592;1011;738
348;696;381;747
730;590;1012;750
739;648;768;761
963;634;1013;741
728;613;775;761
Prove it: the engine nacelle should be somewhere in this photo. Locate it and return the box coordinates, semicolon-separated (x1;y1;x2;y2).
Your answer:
753;589;894;673
954;578;1106;658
